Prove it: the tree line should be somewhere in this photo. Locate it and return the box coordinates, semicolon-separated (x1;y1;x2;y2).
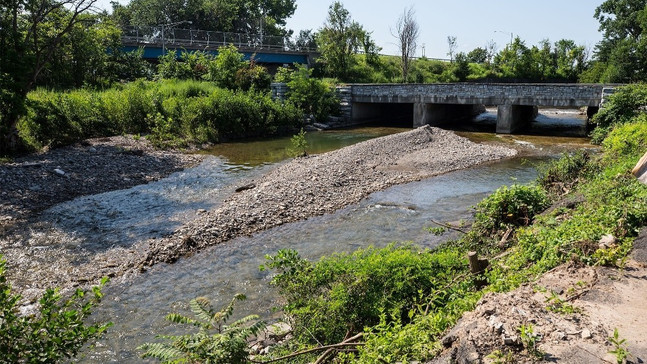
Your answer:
2;0;647;153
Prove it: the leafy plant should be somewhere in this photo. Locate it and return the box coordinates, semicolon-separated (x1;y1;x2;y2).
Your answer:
485;349;515;364
543;290;580;315
288;128;308;157
138;294;265;364
608;328;630;364
519;323;543;359
0;256;111;363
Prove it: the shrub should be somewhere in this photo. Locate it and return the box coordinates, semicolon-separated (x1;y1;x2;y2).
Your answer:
536;151;591;195
0;256;111;363
466;184;550;252
262;244;466;345
591;83;647;143
276;64;339;122
138;294;265;364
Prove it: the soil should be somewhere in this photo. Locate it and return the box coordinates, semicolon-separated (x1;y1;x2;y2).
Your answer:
431;228;647;364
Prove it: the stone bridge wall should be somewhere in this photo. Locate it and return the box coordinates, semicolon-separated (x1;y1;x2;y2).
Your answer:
349;83;607;107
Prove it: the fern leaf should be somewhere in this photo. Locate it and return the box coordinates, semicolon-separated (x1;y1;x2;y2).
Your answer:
137;342;187;363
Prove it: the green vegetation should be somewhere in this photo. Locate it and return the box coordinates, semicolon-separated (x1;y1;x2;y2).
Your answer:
608;328;630;364
138;294;265;364
275;65;339;122
0;257;111;363
518;324;543;359
288;128;308;157
17;80;302;150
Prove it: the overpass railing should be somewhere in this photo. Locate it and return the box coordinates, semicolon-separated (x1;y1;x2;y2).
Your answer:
121;26;316;53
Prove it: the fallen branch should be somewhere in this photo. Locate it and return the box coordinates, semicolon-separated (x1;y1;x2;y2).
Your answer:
252;333;364;364
429;219;468;234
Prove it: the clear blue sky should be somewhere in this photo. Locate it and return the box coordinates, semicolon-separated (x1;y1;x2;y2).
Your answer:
99;0;605;59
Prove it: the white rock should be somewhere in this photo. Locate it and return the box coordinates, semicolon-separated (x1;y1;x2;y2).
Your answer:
53;168;65;176
581;328;592;339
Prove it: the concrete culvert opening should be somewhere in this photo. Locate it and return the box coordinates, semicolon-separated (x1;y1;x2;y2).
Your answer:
351;103;415;128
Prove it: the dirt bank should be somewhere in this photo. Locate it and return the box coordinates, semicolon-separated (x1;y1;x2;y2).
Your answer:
431;228;647;364
1;126;516;300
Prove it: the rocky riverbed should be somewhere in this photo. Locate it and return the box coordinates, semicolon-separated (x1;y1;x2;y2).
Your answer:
0;126;515;302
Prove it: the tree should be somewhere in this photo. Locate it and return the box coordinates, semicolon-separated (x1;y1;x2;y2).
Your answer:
292;29;317;51
453;52;470;81
0;0;98;152
394;6;419;83
593;0;647;82
113;0;297;36
316;2;376;81
466;47;488;64
485;39;497;66
447;35;457;62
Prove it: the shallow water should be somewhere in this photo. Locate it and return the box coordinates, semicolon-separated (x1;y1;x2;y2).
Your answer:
60;114;591;362
84;156;549;363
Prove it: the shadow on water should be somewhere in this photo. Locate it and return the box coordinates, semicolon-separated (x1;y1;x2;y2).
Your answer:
85;156;551;363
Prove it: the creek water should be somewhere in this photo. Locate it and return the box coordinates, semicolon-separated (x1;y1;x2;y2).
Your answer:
69;111;591;362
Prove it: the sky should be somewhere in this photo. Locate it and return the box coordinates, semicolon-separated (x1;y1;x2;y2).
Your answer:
98;0;606;59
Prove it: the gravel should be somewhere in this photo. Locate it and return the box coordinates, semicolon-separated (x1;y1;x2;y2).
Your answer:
1;126;516;298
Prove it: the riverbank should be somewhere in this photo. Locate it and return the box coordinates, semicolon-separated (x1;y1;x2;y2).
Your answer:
0;126;515;301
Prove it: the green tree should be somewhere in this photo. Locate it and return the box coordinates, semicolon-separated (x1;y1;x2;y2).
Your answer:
593;0;647;82
0;257;111;362
0;0;99;152
453;52;470;81
316;2;376;81
209;44;246;89
466;47;488;64
278;64;339;121
112;0;296;36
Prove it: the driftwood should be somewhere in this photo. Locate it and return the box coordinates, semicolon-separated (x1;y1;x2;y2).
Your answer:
429;219;468;234
252;333;364;364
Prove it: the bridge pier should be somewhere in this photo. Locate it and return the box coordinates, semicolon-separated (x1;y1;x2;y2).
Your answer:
414;103;485;128
496;105;538;134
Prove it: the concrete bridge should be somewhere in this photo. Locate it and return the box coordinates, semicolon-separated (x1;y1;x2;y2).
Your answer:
335;83;616;133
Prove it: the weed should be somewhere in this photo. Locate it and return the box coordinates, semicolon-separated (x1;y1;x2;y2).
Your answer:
519;324;543;359
608;328;630;364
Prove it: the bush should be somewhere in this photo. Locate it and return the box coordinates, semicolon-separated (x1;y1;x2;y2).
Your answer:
17;80;303;150
275;64;339;122
138;294;264;364
466;184;550;252
0;257;111;363
262;244;466;345
591;83;647;143
536;151;591;195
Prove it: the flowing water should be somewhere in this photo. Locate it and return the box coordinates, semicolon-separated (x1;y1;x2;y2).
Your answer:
57;113;593;362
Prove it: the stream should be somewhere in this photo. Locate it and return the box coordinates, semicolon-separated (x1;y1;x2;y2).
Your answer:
62;110;592;362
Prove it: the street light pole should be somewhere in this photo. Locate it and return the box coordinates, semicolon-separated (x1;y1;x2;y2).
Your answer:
495;30;513;47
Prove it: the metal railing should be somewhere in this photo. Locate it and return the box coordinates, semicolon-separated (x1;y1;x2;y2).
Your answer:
121;26;316;53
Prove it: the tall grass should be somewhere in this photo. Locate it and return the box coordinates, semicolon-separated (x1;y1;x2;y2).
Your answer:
18;80;303;150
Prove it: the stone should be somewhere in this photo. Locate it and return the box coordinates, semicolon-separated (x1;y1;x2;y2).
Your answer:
632;151;647;185
599;234;617;249
53;168;65;176
581;328;592;339
503;334;520;346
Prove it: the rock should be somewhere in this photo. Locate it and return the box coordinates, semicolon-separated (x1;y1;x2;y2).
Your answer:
197;209;207;214
235;183;256;193
53;168;65;176
502;334;520;346
632;151;647;184
581;328;592;339
442;334;457;347
599;234;617;249
88;147;97;152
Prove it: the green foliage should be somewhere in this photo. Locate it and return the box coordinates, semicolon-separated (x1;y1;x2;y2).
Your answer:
466;184;550;252
518;324;543;358
602;116;647;163
592;84;647;143
262;244;468;345
316;2;379;81
593;0;647;82
138;294;265;364
112;0;296;36
17;80;303;150
0;257;111;363
278;64;339;121
608;328;630;364
536;151;591;195
288;128;308;157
